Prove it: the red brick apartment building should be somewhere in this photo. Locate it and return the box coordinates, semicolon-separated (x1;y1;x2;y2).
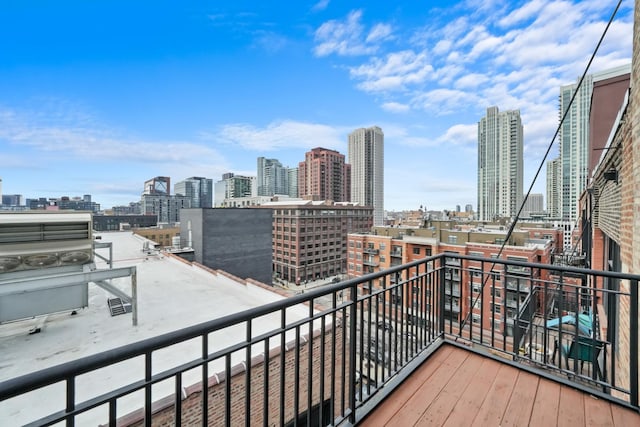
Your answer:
298;147;351;202
348;224;560;335
265;200;373;285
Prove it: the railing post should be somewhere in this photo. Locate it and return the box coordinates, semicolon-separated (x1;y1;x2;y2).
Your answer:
438;257;445;335
631;279;638;408
349;283;358;424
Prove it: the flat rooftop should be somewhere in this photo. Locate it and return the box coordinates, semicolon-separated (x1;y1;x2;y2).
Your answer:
0;231;308;425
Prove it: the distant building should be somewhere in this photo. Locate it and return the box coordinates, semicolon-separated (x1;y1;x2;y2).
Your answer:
133;226;181;248
257;157;291;197
174;177;213;208
140;194;189;224
287;167;299;198
557;65;630;224
264;200;373;285
2;194;25;206
214;173;255;207
477;107;523;221
25;196;101;212
546;157;561;218
465;204;473;213
521;193;544;217
143;176;171;196
180;208;273;284
349;126;384;226
298;147;351;202
348;223;559;333
93;214;157;231
110;202;142;216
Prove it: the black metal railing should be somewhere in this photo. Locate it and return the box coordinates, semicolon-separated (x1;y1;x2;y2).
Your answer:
0;254;638;426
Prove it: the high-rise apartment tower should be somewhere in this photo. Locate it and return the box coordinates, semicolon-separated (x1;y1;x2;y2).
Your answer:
348;126;384;226
477;107;523;221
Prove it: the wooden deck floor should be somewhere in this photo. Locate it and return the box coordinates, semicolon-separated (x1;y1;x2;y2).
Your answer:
361;344;640;426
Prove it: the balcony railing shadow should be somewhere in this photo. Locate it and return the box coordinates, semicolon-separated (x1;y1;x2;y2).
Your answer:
0;254;638;426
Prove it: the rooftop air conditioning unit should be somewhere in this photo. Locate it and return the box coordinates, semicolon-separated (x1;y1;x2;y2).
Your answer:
0;212;94;273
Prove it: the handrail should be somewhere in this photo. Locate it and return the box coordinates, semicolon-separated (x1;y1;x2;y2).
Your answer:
1;253;639;425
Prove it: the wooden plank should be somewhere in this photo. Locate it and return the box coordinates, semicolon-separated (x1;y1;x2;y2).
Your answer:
529;378;560;426
414;352;486;426
360;345;454;426
442;357;502;427
500;371;539;426
557;385;585;427
584;394;613;426
384;347;469;427
471;364;519;426
611;403;640;426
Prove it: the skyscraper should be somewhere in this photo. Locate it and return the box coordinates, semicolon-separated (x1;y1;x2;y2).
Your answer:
546;157;561;218
559;75;593;223
257;157;290;196
298;147;351;202
174;177;213;208
348;126;384;226
477;107;523;221
556;65;631;223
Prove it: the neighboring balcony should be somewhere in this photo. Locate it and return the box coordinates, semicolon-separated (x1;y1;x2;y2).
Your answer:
362;259;379;267
1;254;639;426
363;247;379;255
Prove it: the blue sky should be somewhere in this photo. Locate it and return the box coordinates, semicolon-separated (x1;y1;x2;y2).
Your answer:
0;0;633;211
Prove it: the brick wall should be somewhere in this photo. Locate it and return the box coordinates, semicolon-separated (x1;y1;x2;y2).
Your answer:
615;0;640;402
120;321;349;426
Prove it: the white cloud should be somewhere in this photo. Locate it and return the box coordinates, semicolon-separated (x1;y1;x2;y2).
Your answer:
412;88;480;114
366;23;393;43
313;10;375;57
439;123;477;146
313;10;392;57
216;120;345;151
311;0;330;12
498;0;546;28
454;73;490;89
349;50;433;92
432;39;453;56
381;102;410;113
0;106;227;166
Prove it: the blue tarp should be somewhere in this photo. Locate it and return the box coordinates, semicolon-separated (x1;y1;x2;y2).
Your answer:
546;313;592;336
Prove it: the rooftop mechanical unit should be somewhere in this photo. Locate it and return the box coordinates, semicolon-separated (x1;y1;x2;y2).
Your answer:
0;211;94;323
0;212;93;273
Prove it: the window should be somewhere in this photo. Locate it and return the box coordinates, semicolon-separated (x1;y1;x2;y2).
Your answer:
448;235;457;244
413;247;421;255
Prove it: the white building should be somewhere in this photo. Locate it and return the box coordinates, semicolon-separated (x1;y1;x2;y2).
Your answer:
546;157;561;218
477;107;523;221
214;173;255;207
348;126;384;226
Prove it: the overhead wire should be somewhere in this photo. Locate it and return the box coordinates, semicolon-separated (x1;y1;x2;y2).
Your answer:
456;0;624;336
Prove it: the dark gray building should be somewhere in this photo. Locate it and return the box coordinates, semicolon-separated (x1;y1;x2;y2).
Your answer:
93;214;158;231
180;208;273;285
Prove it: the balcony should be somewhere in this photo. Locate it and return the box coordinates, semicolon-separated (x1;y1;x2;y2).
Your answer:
1;254;639;426
362;259;379;267
363;247;379;255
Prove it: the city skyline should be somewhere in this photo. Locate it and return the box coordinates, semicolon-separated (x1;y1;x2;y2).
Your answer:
0;1;633;211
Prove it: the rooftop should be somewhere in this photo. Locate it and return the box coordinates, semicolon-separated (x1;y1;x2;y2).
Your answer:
0;231;308;425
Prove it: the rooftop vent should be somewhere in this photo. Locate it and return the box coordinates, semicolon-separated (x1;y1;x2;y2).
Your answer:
107;297;132;317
